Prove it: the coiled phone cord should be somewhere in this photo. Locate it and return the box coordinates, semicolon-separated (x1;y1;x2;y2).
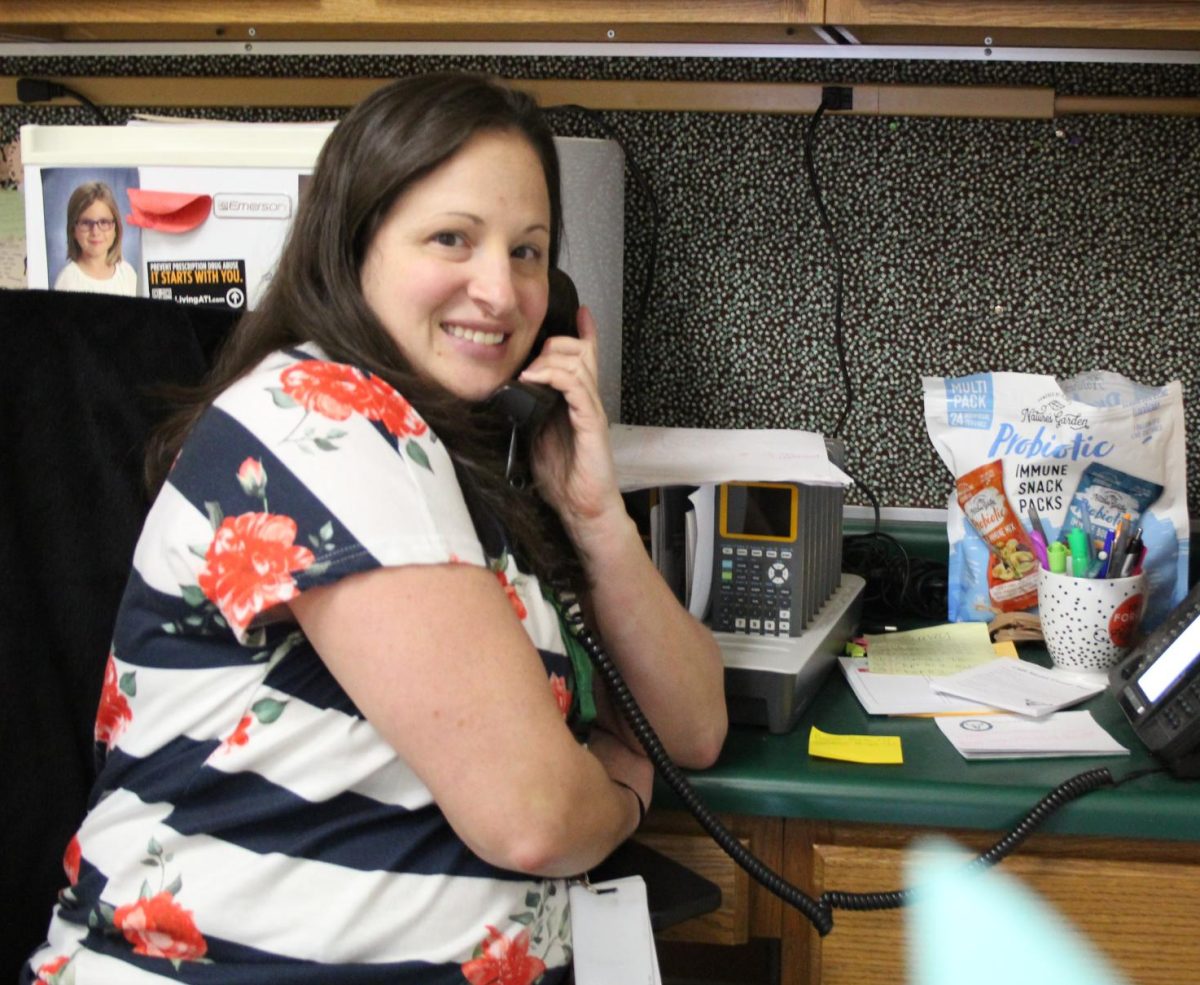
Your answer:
558;592;1122;935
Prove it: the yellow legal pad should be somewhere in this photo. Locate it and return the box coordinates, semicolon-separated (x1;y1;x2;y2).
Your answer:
808;726;903;765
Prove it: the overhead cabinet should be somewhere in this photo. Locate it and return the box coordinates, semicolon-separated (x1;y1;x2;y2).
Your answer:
3;0;1200;46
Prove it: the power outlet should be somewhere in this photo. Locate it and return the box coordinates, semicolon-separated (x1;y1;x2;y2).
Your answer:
822;85;854;111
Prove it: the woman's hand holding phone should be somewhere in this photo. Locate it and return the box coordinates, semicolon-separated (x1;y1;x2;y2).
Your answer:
520;305;627;557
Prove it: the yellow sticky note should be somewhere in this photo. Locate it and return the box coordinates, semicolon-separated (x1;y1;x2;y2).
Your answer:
808;726;903;765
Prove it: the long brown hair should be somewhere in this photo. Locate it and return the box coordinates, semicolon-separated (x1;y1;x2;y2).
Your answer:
146;72;582;589
66;181;123;267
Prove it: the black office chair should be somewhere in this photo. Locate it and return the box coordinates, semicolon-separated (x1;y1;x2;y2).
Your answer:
0;288;236;981
1;288;717;981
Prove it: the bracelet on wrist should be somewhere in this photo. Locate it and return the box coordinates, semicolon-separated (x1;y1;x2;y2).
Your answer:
611;779;646;827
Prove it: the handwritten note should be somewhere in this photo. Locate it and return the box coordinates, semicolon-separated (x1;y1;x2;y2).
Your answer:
866;622;1000;676
808;726;903;765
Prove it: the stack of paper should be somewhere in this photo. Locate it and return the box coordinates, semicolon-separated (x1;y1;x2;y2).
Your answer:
930;659;1107;718
839;658;1001;716
935;711;1129;760
839;623;1016;717
609;425;851;492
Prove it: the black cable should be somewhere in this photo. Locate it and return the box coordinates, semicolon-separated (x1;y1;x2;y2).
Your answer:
800;100;945;614
17;78;109;125
543;104;659;422
820;767;1116;913
560;591;1147;935
839;457;948;619
801;98;851;440
559;593;834;935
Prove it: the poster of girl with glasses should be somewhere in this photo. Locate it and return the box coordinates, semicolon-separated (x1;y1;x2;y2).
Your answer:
43;169;141;297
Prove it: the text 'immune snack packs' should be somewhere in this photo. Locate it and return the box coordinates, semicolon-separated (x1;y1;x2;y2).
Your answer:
924;371;1188;631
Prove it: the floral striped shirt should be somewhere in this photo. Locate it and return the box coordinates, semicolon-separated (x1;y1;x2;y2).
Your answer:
25;344;575;985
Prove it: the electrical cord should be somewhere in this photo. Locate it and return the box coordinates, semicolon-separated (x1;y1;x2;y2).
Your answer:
558;590;1162;935
801;97;946;614
840;461;948;620
802;96;851;440
17;78;109;125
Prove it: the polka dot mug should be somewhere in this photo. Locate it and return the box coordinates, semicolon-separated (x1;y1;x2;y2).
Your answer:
1037;567;1146;673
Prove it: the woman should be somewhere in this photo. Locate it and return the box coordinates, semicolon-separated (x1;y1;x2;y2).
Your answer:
53;181;138;296
24;73;726;984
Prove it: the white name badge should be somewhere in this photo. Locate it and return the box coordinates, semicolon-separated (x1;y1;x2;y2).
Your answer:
568;875;662;985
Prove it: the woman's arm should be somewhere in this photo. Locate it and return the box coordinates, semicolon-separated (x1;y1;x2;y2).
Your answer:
289;561;651;877
521;308;728;770
576;508;728;769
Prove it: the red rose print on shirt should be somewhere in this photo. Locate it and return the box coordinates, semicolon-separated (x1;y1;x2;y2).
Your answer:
63;834;82;886
35;955;70;983
494;569;527;621
113;892;208;962
279;360;428;439
218;697;288;753
279;360;378;420
550;674;572;719
236;457;268;499
461;925;546;985
221;715;253;752
365;373;429;438
95;653;133;747
198;512;315;634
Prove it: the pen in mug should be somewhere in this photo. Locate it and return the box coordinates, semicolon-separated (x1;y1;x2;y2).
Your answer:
1067;525;1091;578
1097;528;1115;577
1108;518;1137;573
1029;529;1049;570
1027;504;1048;543
1132;544;1148;576
1109;512;1134;573
1119;530;1145;577
1047;541;1067;574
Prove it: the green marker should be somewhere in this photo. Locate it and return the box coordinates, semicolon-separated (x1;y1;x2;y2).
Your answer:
1067;526;1090;578
1047;541;1067;574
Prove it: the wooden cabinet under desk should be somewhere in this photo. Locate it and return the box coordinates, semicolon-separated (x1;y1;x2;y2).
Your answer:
642;810;1200;985
636;662;1200;985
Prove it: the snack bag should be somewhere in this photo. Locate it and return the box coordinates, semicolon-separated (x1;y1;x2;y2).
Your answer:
923;371;1188;630
955;459;1041;612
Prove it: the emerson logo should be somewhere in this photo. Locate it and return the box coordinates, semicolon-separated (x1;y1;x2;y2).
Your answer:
213;193;292;219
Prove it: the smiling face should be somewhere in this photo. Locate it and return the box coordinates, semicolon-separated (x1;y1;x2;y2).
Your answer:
73;199;118;264
359;129;552;402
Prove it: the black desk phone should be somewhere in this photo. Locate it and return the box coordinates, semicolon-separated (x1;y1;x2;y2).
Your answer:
486;267;578;480
1110;578;1200;778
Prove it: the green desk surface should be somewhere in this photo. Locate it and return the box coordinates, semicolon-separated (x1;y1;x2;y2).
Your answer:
659;653;1200;843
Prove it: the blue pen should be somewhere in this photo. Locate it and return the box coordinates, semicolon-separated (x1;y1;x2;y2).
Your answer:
1097;528;1116;577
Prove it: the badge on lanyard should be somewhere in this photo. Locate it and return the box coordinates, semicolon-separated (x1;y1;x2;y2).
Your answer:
568;875;661;985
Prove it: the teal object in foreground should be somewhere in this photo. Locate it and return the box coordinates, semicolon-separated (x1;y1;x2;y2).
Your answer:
906;837;1127;985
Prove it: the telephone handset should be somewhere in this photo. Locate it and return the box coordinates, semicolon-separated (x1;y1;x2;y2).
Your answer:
486;267;578;483
1110;578;1200;777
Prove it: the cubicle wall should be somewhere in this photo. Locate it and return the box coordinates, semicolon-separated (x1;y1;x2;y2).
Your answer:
2;51;1197;516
